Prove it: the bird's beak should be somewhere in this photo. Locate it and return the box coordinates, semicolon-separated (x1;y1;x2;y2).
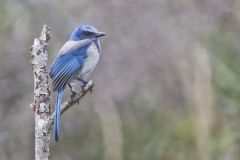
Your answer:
96;32;107;37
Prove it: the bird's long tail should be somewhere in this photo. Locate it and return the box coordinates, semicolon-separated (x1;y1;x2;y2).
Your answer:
54;88;63;142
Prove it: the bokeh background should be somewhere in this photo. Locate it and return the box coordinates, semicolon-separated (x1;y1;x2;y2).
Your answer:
0;0;240;159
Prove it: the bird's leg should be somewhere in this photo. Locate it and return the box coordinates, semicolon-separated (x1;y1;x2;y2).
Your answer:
68;83;78;101
77;78;88;86
76;78;93;93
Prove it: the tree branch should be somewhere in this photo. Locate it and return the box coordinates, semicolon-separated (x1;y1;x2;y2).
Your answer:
46;80;94;132
30;25;51;160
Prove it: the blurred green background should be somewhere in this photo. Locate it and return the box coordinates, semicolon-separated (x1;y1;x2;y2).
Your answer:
1;0;240;159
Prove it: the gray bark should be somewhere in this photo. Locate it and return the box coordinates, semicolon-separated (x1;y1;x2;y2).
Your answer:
30;25;51;160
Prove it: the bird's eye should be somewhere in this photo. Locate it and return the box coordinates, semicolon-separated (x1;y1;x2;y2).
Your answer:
83;31;93;36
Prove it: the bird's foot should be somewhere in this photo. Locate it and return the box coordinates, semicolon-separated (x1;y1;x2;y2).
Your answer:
81;80;94;94
68;83;80;103
71;91;80;104
81;85;85;94
70;90;77;100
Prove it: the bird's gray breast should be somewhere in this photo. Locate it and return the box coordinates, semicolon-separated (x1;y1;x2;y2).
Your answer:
78;42;100;80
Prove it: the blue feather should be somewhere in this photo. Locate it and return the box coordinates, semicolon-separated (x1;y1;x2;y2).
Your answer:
50;25;105;142
49;40;91;142
49;42;91;91
54;88;63;142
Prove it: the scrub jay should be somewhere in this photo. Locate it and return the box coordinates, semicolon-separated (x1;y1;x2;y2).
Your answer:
49;25;106;142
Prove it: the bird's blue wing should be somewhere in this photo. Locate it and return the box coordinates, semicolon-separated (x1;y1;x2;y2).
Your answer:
49;41;91;91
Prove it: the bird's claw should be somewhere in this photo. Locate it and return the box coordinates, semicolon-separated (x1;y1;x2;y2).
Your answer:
89;87;93;94
72;93;80;104
81;80;94;94
81;85;85;94
70;91;77;101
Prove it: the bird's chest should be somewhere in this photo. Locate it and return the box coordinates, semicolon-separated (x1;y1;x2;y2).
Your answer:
78;43;100;79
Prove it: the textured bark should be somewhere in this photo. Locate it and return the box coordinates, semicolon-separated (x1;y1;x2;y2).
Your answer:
30;25;51;160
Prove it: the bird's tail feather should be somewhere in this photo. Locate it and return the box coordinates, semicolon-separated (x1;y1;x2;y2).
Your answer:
54;88;63;142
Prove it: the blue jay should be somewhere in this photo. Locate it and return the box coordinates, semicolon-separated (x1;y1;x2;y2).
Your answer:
49;25;106;142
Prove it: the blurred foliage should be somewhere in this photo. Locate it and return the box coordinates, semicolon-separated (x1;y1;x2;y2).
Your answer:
203;25;240;160
120;90;196;160
0;0;240;160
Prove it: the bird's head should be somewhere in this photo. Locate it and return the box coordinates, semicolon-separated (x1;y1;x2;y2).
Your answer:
70;25;106;41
